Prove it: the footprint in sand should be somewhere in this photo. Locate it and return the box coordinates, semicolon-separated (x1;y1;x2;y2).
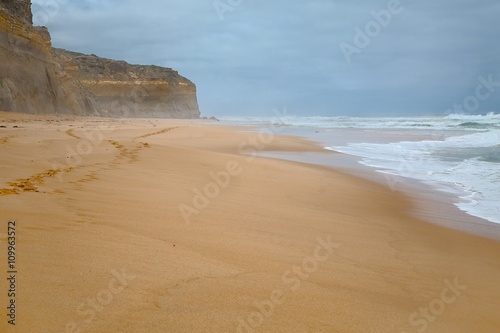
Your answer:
0;135;14;144
65;129;81;139
137;127;180;139
0;169;63;196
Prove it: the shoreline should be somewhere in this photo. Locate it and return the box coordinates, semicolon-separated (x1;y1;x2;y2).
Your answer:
248;126;500;241
256;149;500;241
1;113;500;332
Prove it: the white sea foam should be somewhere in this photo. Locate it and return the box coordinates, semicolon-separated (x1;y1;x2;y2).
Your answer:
220;112;500;130
327;129;500;224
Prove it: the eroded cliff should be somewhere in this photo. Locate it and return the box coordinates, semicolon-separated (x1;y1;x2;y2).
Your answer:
53;49;200;118
0;0;200;118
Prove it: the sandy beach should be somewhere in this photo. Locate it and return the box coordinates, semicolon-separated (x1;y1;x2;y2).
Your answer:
1;112;500;333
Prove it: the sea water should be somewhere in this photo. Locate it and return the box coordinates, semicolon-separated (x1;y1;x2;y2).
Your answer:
219;113;500;224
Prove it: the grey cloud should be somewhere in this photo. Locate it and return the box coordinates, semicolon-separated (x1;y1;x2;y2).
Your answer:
33;0;500;116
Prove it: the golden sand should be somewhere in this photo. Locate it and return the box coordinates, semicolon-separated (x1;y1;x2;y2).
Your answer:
0;112;499;332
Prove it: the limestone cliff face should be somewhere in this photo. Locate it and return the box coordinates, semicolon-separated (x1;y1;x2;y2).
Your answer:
53;49;200;118
0;1;98;115
0;1;200;118
0;0;32;23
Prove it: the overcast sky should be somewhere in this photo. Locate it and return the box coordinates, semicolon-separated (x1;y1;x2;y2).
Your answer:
32;0;500;117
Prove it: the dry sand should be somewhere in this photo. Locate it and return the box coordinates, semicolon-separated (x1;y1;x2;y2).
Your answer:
0;112;499;333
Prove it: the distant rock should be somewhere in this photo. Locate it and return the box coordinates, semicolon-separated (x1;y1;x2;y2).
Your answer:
201;116;220;121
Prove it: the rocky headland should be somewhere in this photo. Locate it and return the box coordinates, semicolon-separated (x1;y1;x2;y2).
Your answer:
0;0;200;118
52;49;200;118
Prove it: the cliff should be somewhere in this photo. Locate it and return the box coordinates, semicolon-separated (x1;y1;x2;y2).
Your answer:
0;1;200;118
0;0;31;23
0;0;98;115
53;49;200;118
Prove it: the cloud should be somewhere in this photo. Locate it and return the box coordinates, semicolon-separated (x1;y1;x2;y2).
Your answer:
33;0;500;116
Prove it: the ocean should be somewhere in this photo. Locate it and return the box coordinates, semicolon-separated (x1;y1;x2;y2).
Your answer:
219;113;500;225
